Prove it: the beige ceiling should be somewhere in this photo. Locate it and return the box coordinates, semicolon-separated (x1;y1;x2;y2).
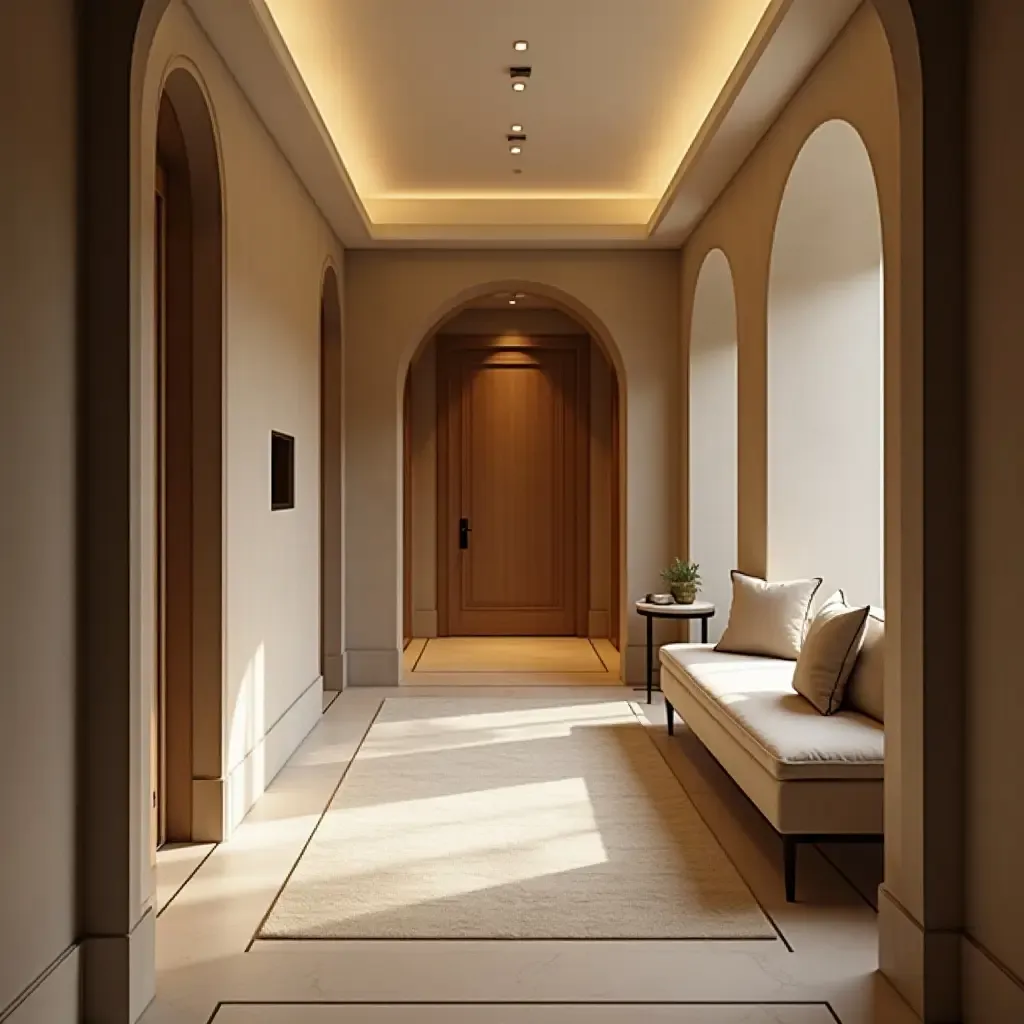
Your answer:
261;0;773;227
191;0;860;245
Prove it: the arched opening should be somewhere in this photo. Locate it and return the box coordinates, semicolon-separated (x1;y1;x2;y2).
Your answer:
320;264;343;691
401;290;623;678
153;67;224;845
688;249;738;643
767;119;884;607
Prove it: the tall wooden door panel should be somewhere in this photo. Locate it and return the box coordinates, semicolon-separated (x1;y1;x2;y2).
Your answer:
439;337;587;636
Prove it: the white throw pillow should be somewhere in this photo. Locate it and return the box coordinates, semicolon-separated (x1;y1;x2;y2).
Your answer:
715;571;823;661
792;590;871;715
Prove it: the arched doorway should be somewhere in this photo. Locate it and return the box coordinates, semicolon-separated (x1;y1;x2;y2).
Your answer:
688;249;738;643
766;119;884;607
153;67;224;845
320;265;343;691
402;291;623;676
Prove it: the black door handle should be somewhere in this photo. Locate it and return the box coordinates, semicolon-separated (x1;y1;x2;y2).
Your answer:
459;517;471;550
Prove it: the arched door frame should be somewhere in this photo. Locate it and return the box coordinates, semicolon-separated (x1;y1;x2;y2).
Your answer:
399;282;627;663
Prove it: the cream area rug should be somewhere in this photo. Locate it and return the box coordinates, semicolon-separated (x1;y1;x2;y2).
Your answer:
259;698;773;940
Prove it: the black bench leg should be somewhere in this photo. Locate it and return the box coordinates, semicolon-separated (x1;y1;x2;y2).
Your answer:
666;699;675;736
783;836;797;903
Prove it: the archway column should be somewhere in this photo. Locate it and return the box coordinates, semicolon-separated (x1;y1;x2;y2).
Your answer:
875;1;967;1020
78;0;168;1019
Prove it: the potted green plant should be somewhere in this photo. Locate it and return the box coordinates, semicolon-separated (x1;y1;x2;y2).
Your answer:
661;558;702;605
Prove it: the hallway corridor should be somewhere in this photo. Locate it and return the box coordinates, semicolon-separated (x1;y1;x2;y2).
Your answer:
147;684;913;1024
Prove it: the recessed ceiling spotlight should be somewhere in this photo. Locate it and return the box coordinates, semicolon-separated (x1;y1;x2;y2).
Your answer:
514;40;529;52
509;145;522;155
512;80;526;92
511;124;523;133
509;299;517;305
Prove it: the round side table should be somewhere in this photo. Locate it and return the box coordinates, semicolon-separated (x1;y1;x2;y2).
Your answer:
634;600;716;704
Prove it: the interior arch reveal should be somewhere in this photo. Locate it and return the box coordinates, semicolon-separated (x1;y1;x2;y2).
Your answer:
766;119;884;607
154;66;225;845
688;248;738;642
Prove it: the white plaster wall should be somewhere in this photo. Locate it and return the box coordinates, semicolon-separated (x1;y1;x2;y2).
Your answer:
346;251;680;684
687;249;738;641
0;0;79;1014
766;120;883;607
140;1;344;839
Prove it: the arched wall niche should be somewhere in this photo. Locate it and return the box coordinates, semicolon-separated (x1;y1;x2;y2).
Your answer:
400;281;626;657
766;118;884;608
687;248;738;642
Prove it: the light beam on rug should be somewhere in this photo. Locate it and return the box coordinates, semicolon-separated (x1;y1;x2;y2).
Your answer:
259;698;774;941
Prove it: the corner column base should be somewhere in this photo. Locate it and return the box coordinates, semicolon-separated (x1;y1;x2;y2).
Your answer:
81;908;156;1024
878;884;961;1022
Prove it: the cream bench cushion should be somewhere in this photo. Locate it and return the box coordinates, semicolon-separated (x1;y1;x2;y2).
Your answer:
659;644;884;782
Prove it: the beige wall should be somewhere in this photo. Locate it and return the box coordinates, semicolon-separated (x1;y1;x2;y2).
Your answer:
0;0;80;1016
346;250;680;684
406;309;616;639
964;0;1024;1016
141;1;344;839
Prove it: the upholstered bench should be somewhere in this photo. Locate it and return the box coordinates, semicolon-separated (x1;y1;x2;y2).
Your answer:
659;605;884;902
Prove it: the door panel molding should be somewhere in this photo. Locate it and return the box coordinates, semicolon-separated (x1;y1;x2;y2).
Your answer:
437;335;589;637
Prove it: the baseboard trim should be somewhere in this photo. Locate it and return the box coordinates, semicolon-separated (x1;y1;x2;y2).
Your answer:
347;648;401;686
223;676;323;835
623;643;650;686
323;653;344;691
1;944;79;1023
878;884;960;1022
81;908;155;1024
411;609;438;638
963;932;1024;1022
193;677;324;840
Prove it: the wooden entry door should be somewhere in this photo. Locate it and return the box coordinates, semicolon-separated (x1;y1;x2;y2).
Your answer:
438;335;588;636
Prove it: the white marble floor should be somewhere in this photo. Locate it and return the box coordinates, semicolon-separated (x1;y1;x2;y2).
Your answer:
148;684;917;1024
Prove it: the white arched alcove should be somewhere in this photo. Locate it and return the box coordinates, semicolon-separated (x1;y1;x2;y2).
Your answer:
767;119;883;607
688;249;738;641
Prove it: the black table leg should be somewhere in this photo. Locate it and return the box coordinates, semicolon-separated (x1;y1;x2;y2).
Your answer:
701;616;708;644
646;614;653;704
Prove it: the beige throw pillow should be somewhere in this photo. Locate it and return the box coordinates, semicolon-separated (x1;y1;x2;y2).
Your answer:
792;591;871;715
715;571;823;661
844;609;885;722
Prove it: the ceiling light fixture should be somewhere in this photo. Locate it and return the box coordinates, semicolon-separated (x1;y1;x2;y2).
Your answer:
509;299;517;305
514;293;526;299
512;80;526;92
509;145;522;155
514;40;528;52
511;124;523;133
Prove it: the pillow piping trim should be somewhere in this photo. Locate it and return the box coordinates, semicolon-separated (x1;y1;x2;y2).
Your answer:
823;603;872;715
715;571;824;661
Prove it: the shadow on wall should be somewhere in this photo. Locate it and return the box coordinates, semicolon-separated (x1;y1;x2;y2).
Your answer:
766;119;884;608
